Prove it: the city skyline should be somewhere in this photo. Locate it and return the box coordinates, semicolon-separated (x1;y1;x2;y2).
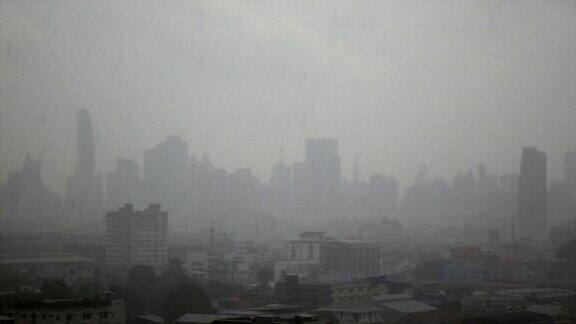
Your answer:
0;109;575;195
1;3;576;323
1;1;575;193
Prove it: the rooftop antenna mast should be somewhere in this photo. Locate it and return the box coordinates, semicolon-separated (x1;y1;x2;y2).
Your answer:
275;115;285;164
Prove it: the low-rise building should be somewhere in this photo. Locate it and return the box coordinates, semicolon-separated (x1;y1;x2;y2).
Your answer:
273;275;389;308
0;298;125;324
0;254;93;269
378;299;441;324
527;304;571;323
339;240;380;277
551;222;576;247
132;314;164;324
0;316;15;324
317;298;442;324
317;300;387;324
277;232;381;280
442;246;519;283
32;267;94;288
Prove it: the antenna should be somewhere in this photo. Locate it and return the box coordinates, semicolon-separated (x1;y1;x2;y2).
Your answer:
512;222;518;258
512;222;515;242
275;115;285;163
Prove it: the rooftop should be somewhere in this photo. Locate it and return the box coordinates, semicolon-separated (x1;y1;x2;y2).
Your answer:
135;314;164;324
33;267;71;279
477;311;551;322
372;293;412;302
526;304;566;317
0;254;92;265
176;314;235;324
381;300;438;314
317;300;380;313
10;298;119;310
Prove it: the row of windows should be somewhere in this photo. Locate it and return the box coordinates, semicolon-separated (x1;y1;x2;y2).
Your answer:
334;286;370;295
2;312;113;320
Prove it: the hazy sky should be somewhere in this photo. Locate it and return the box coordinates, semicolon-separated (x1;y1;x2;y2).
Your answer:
1;1;575;193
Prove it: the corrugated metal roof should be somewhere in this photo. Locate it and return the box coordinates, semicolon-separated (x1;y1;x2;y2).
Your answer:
381;300;437;313
372;293;412;302
136;314;164;324
527;304;565;317
176;314;234;324
317;300;380;313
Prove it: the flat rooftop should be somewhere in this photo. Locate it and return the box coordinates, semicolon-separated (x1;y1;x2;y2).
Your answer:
0;254;93;265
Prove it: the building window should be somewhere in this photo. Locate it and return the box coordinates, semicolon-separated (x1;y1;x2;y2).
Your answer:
100;312;109;319
83;313;92;320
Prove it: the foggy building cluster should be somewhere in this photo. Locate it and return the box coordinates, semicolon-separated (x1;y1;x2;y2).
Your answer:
1;1;576;324
3;108;574;244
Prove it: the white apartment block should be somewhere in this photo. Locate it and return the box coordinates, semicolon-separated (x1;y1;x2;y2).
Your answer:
105;203;167;270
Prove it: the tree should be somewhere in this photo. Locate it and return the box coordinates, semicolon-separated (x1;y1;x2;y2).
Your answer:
128;265;157;290
161;283;213;323
412;259;445;281
124;265;159;317
74;280;103;299
159;259;188;291
557;239;576;260
41;280;72;299
205;280;246;300
255;267;274;287
0;265;24;289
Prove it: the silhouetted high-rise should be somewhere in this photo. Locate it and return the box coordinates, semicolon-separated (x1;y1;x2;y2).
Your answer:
269;162;293;218
564;151;576;218
143;135;189;218
1;154;62;229
369;174;399;218
565;151;576;191
303;138;341;220
106;158;142;210
499;174;519;194
65;110;103;229
518;147;547;239
4;154;41;216
75;109;96;177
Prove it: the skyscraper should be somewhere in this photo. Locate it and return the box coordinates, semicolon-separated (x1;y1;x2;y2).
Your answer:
499;174;519;194
269;162;293;218
302;138;341;220
564;151;576;191
4;154;41;216
106;158;142;211
75;110;95;177
369;174;399;218
518;147;547;239
2;154;63;229
65;110;103;229
562;151;576;221
143;135;189;219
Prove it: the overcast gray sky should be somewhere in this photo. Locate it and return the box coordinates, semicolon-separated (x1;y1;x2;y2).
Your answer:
1;1;575;193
